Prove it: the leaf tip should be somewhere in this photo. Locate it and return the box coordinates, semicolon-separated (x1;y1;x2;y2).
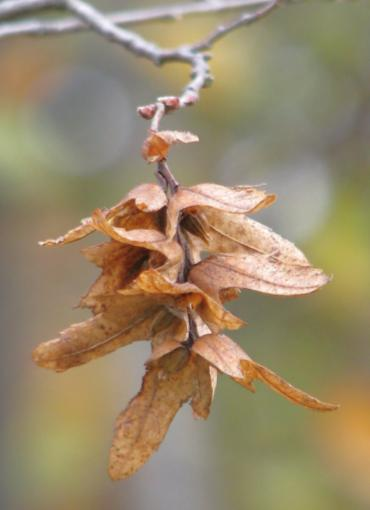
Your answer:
315;401;340;412
108;463;124;481
265;193;277;207
38;239;51;247
191;409;209;420
31;344;48;369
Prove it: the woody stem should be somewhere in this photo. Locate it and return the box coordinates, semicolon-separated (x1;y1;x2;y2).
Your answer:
156;159;179;195
156;159;193;282
156;159;197;348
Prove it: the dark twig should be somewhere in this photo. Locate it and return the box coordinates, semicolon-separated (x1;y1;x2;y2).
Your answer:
156;160;179;196
155;159;197;347
184;312;198;349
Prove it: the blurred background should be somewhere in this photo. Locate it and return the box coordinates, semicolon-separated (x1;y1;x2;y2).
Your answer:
1;1;369;509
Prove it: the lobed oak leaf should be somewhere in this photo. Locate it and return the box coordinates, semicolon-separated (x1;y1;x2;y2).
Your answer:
142;130;199;163
189;252;330;298
167;183;275;238
192;334;338;411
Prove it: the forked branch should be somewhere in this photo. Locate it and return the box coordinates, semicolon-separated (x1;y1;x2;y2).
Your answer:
0;0;280;127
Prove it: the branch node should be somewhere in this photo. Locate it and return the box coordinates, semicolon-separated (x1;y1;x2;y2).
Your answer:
137;104;157;120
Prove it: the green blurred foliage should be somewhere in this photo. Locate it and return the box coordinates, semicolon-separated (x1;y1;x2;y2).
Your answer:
0;1;369;509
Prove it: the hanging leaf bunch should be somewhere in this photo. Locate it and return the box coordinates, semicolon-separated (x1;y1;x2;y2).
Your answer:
33;131;338;480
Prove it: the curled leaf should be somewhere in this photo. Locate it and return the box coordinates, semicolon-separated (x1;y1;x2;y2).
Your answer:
193;334;338;411
142;130;199;163
79;242;149;310
91;208;183;273
250;362;339;411
192;334;250;381
40;183;167;247
124;183;167;213
190;252;330;297
39;217;95;247
196;210;310;266
167;184;275;238
119;268;244;332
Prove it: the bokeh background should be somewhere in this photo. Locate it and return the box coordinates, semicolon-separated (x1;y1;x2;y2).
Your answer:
1;1;369;509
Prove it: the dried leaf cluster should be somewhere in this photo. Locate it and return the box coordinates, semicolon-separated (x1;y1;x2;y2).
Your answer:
33;130;338;480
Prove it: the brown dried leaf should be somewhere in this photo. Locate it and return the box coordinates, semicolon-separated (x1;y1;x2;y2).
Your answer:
109;348;194;480
220;287;241;303
198;210;310;266
192;334;251;381
39;183;167;247
167;184;275;238
190;253;330;297
149;311;189;360
39;217;95;247
249;362;339;411
191;356;217;419
119;268;244;332
91;208;183;272
32;295;162;371
142;130;199;163
80;242;149;310
193;334;338;411
152;312;188;345
150;339;183;362
180;213;209;244
124;183;167;213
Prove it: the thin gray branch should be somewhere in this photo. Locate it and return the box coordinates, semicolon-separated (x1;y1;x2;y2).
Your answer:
191;0;279;51
63;0;214;111
0;0;270;40
65;0;165;63
0;0;280;127
0;0;62;20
